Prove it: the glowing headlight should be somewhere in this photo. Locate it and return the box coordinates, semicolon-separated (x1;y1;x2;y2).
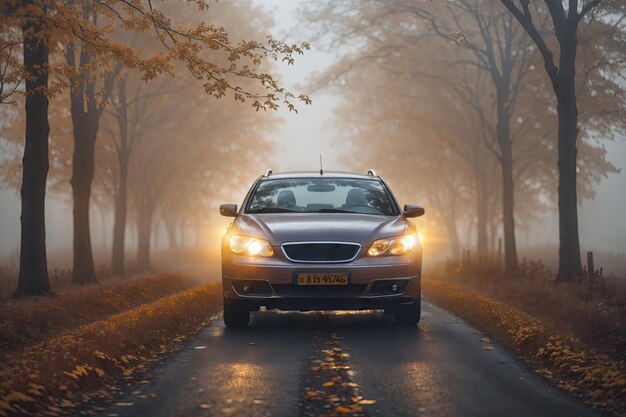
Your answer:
367;239;390;256
229;235;274;257
368;234;416;256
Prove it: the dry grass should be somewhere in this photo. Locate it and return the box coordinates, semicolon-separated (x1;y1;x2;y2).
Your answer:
0;274;196;359
0;249;117;299
439;259;626;360
423;278;626;416
0;283;222;417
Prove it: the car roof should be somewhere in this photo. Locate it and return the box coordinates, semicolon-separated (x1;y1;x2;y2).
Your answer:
260;171;378;180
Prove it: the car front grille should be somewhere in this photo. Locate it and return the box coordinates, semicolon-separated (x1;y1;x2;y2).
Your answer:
272;284;367;297
281;242;361;263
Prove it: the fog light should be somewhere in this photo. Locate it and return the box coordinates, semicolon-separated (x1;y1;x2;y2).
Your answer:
391;283;400;293
242;284;251;294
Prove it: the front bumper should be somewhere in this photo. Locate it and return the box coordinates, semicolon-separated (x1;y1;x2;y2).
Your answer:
221;245;422;312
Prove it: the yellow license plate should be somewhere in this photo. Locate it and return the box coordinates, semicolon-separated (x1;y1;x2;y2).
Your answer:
295;272;349;286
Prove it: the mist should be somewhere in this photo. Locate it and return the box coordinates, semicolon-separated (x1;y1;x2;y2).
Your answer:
0;0;625;279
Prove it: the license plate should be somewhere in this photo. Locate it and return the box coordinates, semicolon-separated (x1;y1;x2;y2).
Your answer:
295;272;349;286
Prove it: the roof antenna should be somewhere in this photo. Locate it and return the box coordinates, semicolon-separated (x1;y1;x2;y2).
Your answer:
319;154;324;175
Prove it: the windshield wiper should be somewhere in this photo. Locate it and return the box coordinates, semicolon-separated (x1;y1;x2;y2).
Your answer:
251;207;299;213
313;208;359;214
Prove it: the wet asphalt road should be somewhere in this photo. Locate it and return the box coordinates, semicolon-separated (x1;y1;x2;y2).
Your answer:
97;301;605;417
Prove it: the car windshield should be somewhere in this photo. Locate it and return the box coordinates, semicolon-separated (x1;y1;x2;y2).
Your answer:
247;178;398;215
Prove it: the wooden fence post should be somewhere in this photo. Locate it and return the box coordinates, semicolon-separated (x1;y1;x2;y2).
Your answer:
587;251;594;284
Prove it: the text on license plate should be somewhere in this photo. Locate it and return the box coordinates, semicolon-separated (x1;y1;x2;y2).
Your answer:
295;272;349;286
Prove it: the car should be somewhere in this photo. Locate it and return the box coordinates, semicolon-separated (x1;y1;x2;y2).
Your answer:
219;169;425;327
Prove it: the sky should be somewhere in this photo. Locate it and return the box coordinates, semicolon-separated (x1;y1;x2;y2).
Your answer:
251;0;344;172
0;0;625;260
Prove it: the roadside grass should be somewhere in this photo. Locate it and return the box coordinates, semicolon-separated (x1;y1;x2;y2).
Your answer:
440;260;626;360
0;274;197;359
0;283;222;417
423;278;626;416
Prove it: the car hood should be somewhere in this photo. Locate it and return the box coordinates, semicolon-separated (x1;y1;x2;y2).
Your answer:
234;213;407;245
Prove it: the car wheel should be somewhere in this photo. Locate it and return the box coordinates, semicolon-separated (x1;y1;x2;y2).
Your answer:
223;297;250;327
394;298;421;326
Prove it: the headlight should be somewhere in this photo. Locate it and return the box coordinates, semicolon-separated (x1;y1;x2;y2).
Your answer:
367;234;416;256
229;235;274;257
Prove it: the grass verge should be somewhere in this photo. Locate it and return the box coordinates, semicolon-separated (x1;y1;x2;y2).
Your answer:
0;274;196;359
423;278;626;416
0;283;222;417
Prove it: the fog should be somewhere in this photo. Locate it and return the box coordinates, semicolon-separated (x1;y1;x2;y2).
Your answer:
0;0;625;278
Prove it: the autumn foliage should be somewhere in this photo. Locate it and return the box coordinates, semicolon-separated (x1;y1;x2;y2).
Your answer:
0;274;197;358
0;282;221;417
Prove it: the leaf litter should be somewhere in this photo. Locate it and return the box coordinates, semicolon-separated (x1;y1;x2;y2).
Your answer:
300;331;377;417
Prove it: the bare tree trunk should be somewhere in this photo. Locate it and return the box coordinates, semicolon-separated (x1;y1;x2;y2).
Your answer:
136;201;154;271
475;169;489;256
180;223;186;249
111;152;128;275
14;15;51;298
70;122;98;283
163;215;179;251
555;28;582;282
111;79;130;276
66;10;117;283
497;93;519;275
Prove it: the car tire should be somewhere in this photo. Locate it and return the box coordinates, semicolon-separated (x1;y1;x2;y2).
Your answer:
394;298;421;326
223;297;250;327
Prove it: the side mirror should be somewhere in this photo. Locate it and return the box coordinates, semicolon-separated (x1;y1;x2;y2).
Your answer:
219;203;238;217
403;204;425;218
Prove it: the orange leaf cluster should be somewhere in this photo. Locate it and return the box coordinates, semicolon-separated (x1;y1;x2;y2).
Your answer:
0;0;311;110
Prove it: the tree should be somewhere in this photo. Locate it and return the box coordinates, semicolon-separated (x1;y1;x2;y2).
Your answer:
304;0;543;267
2;0;310;296
303;0;622;270
418;0;545;274
65;9;119;283
12;0;51;297
497;0;616;281
122;79;275;270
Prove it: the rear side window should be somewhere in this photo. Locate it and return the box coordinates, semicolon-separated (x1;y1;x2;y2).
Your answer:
247;178;398;215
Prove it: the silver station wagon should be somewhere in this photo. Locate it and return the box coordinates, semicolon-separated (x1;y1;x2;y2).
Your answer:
219;170;425;327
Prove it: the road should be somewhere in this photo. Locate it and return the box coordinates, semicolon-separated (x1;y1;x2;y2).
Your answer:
97;300;604;417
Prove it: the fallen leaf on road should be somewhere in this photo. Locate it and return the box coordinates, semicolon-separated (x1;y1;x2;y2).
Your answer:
323;381;335;387
194;346;207;350
305;391;319;399
199;404;211;409
482;346;494;351
252;399;264;404
358;399;377;405
114;402;134;407
480;337;491;343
